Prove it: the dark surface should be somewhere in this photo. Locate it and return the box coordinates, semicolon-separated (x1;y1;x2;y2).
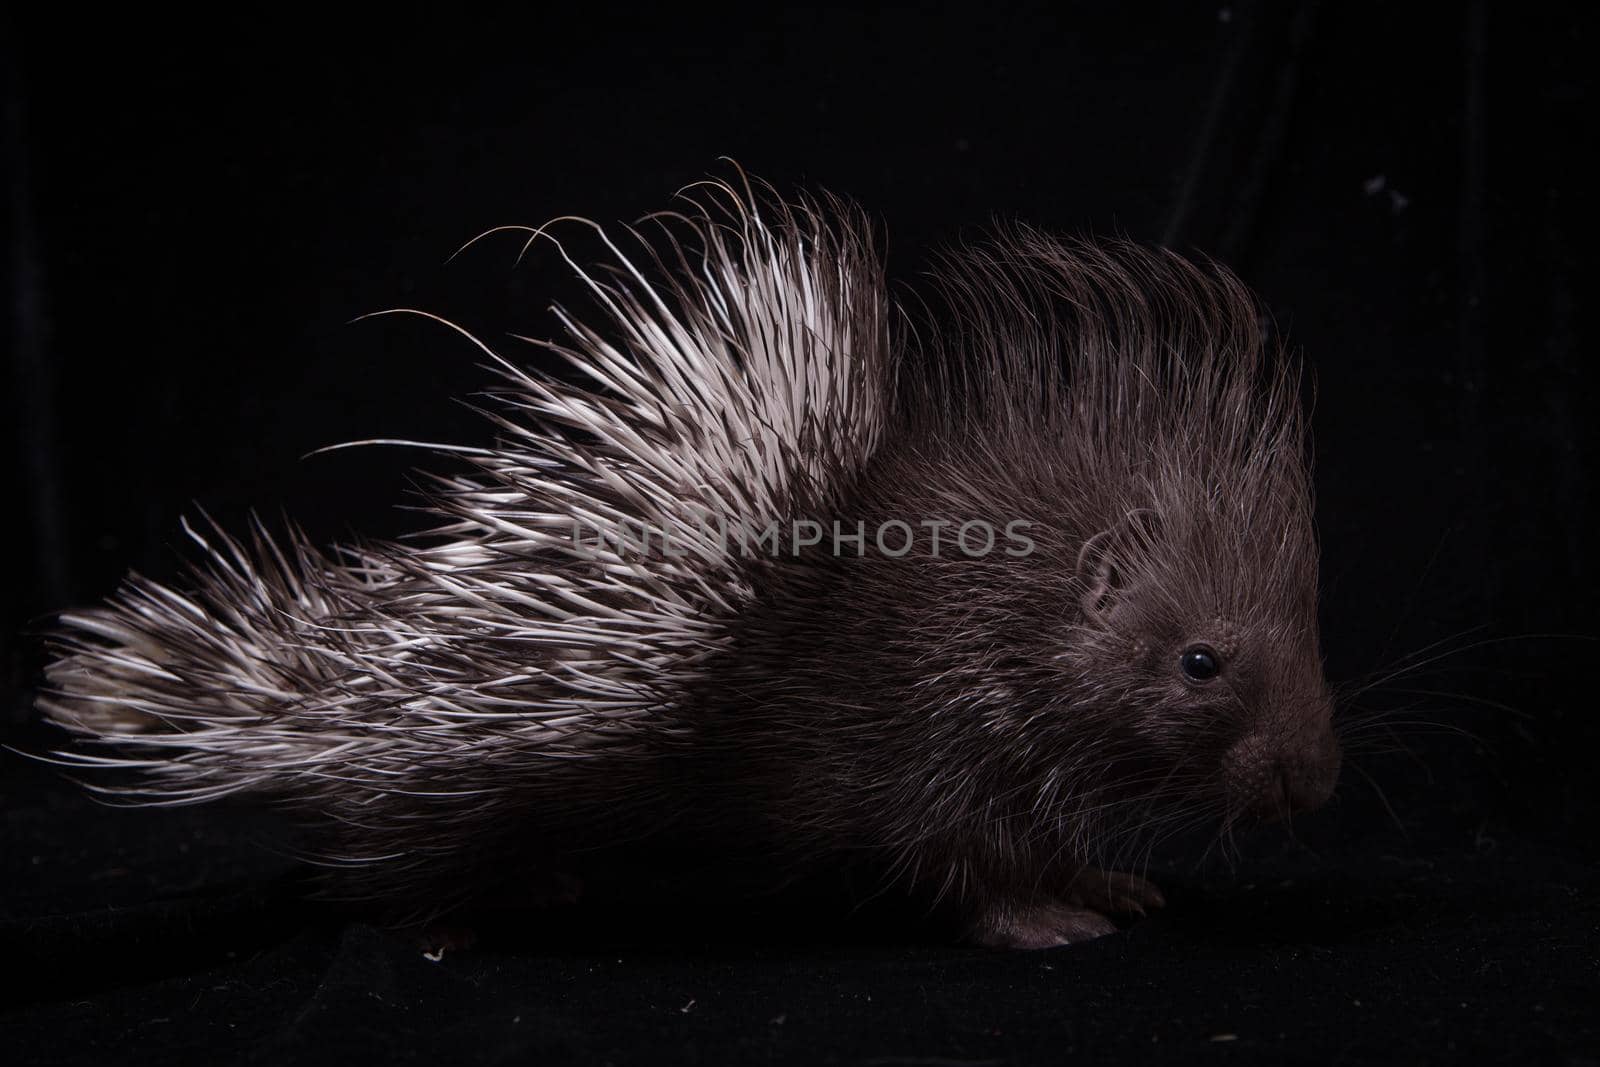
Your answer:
3;3;1596;1064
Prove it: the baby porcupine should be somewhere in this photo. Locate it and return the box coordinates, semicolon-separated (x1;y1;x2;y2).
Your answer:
38;174;1340;949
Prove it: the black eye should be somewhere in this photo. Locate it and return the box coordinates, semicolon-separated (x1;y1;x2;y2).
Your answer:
1180;646;1220;682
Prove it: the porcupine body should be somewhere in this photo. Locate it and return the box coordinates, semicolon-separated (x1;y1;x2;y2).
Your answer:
39;175;1340;948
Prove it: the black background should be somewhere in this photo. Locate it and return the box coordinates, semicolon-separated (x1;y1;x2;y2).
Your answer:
2;3;1595;1063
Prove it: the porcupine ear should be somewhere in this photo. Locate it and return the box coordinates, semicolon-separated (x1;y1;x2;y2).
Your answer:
1076;509;1161;623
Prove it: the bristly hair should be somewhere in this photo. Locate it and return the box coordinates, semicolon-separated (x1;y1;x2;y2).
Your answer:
909;224;1316;624
36;171;1315;915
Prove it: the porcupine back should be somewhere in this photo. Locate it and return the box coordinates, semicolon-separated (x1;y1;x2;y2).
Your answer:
38;180;895;910
38;177;1313;915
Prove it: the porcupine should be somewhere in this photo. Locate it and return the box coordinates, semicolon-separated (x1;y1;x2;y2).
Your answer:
37;173;1341;949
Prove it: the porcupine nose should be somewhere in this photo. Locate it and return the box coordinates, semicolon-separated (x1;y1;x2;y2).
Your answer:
1224;723;1341;822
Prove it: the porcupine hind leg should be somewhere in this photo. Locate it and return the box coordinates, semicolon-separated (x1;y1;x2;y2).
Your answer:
415;869;586;955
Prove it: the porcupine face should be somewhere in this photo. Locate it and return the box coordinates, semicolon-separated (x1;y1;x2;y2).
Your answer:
1062;490;1341;826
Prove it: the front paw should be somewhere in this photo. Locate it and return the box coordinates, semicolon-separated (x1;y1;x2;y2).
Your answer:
1062;867;1166;919
967;898;1119;950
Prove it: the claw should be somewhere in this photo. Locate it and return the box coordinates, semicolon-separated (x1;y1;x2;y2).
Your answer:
1064;868;1166;918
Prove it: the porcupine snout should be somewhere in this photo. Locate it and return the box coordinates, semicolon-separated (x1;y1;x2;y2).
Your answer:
1221;706;1342;822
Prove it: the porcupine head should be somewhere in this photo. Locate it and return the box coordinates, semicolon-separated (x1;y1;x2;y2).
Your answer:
37;174;1341;949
